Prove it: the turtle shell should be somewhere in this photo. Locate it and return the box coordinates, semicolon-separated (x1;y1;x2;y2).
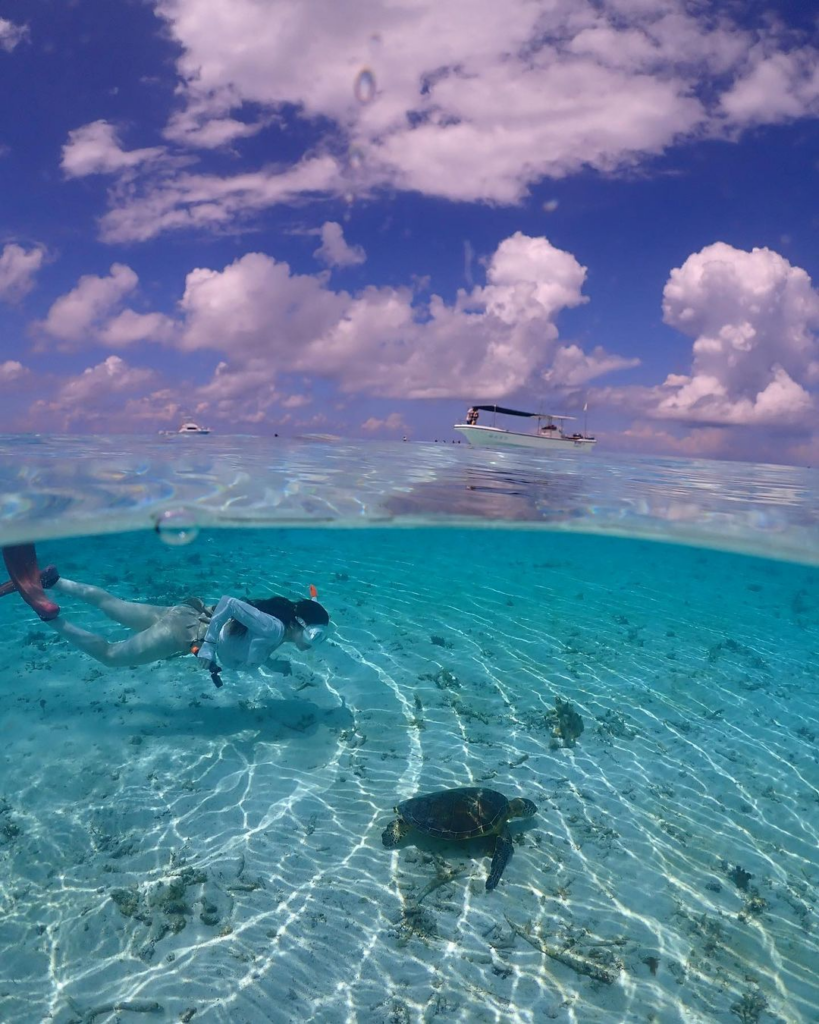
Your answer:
397;787;509;840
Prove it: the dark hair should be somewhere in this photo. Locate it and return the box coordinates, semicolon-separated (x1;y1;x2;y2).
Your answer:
225;597;296;638
294;598;330;626
225;597;329;638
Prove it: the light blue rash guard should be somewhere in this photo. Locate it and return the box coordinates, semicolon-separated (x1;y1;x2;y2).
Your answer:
196;596;286;670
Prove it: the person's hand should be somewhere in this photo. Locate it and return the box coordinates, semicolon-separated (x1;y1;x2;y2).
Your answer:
206;660;223;688
196;641;216;663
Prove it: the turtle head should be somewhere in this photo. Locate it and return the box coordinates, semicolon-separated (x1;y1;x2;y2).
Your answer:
382;818;411;848
508;797;537;820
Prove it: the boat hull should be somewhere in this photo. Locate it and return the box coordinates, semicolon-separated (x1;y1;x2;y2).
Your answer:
454;424;596;451
159;429;211;436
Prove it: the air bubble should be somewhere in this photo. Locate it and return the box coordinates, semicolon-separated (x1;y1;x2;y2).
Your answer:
154;507;200;546
354;68;376;104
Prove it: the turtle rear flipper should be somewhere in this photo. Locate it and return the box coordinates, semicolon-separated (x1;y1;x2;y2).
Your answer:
382;818;412;848
486;827;513;891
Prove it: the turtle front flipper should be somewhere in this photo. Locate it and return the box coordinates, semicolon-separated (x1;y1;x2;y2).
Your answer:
486;827;514;890
382;818;413;848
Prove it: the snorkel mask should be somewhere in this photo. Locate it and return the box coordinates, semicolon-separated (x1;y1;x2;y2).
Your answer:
295;584;330;647
295;618;329;646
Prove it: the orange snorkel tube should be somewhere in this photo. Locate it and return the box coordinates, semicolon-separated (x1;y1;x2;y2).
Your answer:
300;584;329;646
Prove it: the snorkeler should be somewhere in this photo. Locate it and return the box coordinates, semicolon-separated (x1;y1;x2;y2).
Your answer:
0;544;331;686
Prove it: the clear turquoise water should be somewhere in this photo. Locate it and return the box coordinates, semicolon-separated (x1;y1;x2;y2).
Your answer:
0;439;818;1023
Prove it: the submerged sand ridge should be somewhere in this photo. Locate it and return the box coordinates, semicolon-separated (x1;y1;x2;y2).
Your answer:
0;527;817;1023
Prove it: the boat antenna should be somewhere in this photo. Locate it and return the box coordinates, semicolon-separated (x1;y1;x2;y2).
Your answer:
583;397;589;437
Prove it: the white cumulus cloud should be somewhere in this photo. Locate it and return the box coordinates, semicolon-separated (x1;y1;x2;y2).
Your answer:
720;47;819;126
0;360;29;384
162;92;271;149
73;0;817;240
543;344;640;387
39;264;175;348
313;222;366;268
59;355;157;405
30;357;160;430
97;309;177;347
98;156;340;243
61;121;165;178
603;243;819;429
659;243;819;425
0;243;45;302
40;264;139;342
194;359;282;423
175;232;628;403
0;17;28;52
361;412;409;434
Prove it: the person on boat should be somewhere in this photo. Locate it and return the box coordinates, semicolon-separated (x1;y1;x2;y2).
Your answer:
0;544;330;687
465;407;479;425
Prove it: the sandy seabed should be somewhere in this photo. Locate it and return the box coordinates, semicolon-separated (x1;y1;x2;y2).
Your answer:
0;528;817;1024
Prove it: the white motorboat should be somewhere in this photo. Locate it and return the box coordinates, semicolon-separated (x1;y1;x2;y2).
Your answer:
454;405;596;451
159;421;211;436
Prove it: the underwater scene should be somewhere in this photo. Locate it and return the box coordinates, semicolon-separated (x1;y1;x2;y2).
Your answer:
0;439;818;1024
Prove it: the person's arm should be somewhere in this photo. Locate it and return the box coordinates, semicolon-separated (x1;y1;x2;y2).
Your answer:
226;598;285;663
197;596;282;664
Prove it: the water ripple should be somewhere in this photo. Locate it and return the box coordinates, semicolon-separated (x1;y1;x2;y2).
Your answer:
2;436;819;564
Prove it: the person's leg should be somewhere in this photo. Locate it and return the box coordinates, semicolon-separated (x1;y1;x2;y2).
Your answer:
45;612;190;667
54;578;169;631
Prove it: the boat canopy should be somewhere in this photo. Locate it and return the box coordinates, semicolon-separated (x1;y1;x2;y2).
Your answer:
471;405;575;420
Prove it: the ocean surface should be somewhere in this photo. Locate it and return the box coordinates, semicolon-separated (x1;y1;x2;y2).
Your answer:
0;436;817;1024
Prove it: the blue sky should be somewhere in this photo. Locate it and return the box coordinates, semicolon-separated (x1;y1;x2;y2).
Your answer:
0;0;818;462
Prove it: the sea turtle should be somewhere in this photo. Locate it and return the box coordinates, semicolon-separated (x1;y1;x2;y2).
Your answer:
381;786;537;890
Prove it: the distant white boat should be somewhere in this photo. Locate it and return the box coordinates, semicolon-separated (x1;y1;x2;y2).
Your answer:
159;421;211;436
454;405;596;451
